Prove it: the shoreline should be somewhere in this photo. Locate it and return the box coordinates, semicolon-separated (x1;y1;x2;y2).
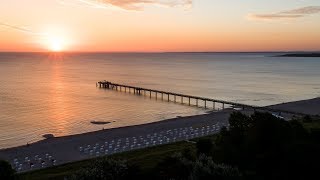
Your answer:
1;97;319;172
0;110;215;151
277;53;320;57
267;97;320;116
0;110;233;171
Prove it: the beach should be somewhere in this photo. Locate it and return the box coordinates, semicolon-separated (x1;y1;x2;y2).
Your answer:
0;110;232;171
268;98;320;116
0;97;319;172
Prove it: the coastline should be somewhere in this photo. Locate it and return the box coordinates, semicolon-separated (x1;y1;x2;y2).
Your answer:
0;110;232;170
277;53;320;57
267;97;320;116
0;97;319;171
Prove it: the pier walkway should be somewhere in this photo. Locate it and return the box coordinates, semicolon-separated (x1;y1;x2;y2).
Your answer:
97;81;305;116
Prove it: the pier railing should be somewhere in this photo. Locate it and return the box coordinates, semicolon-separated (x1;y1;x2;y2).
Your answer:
97;81;306;116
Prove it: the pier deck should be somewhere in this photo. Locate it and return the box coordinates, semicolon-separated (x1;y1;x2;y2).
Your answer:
97;81;305;116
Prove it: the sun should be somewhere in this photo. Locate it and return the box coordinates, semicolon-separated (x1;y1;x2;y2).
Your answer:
39;27;72;52
49;37;64;52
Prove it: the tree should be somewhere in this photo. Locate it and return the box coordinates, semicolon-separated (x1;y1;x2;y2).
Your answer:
156;153;241;180
156;153;193;180
196;138;214;156
0;160;15;180
69;158;138;180
191;154;242;180
212;112;320;179
229;112;253;132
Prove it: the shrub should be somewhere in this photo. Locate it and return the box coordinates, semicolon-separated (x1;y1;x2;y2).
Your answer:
303;115;312;123
156;152;193;180
191;154;242;180
68;158;137;180
196;138;214;156
0;160;15;180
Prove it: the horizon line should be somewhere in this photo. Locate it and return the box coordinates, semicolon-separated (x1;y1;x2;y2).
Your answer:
0;50;319;54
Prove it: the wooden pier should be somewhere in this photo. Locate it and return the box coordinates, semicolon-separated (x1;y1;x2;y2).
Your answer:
97;81;305;116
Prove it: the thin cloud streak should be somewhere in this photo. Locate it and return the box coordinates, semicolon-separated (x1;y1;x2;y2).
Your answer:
64;0;192;10
248;6;320;21
0;22;46;36
282;6;320;15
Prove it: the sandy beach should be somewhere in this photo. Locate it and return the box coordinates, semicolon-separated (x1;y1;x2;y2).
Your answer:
0;110;232;171
0;97;319;172
268;98;320;116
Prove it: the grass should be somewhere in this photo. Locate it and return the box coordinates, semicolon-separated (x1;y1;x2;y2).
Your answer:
18;141;196;180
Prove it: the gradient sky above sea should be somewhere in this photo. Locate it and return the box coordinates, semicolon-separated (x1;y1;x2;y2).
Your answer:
0;0;320;52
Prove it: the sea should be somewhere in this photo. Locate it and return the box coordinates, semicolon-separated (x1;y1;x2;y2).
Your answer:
0;52;319;148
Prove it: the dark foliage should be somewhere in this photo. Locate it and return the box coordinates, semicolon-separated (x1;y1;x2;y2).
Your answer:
0;160;15;180
68;158;138;180
196;138;214;156
156;153;241;180
156;152;194;180
212;112;320;179
302;115;312;123
192;154;242;180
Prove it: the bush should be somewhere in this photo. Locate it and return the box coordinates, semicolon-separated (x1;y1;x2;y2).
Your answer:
303;115;312;123
156;152;193;180
156;152;242;180
191;154;242;180
0;160;15;180
196;138;214;156
68;158;138;180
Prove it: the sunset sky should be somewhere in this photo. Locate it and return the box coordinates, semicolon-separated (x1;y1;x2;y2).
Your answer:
0;0;320;52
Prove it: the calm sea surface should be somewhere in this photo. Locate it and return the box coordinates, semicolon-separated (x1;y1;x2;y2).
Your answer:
0;52;319;148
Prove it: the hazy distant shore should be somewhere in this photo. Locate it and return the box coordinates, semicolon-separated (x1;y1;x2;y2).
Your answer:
0;97;319;172
277;53;320;57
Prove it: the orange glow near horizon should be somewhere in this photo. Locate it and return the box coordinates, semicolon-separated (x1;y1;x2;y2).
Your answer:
0;0;320;52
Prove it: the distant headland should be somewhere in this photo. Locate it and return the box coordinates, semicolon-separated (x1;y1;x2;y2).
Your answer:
277;53;320;57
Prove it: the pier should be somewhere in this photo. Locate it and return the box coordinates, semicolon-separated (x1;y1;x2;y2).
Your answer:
97;81;305;116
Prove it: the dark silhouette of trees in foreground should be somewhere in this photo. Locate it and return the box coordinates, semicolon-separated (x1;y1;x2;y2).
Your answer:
212;112;319;179
0;160;15;180
68;158;138;180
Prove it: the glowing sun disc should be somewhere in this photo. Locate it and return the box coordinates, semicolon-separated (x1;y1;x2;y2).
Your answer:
48;37;65;52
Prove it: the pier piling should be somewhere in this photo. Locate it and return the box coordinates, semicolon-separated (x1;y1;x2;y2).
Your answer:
97;81;304;115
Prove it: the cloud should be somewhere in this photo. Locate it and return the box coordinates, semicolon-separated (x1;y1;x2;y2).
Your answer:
282;6;320;15
248;6;320;21
61;0;192;10
0;22;46;36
